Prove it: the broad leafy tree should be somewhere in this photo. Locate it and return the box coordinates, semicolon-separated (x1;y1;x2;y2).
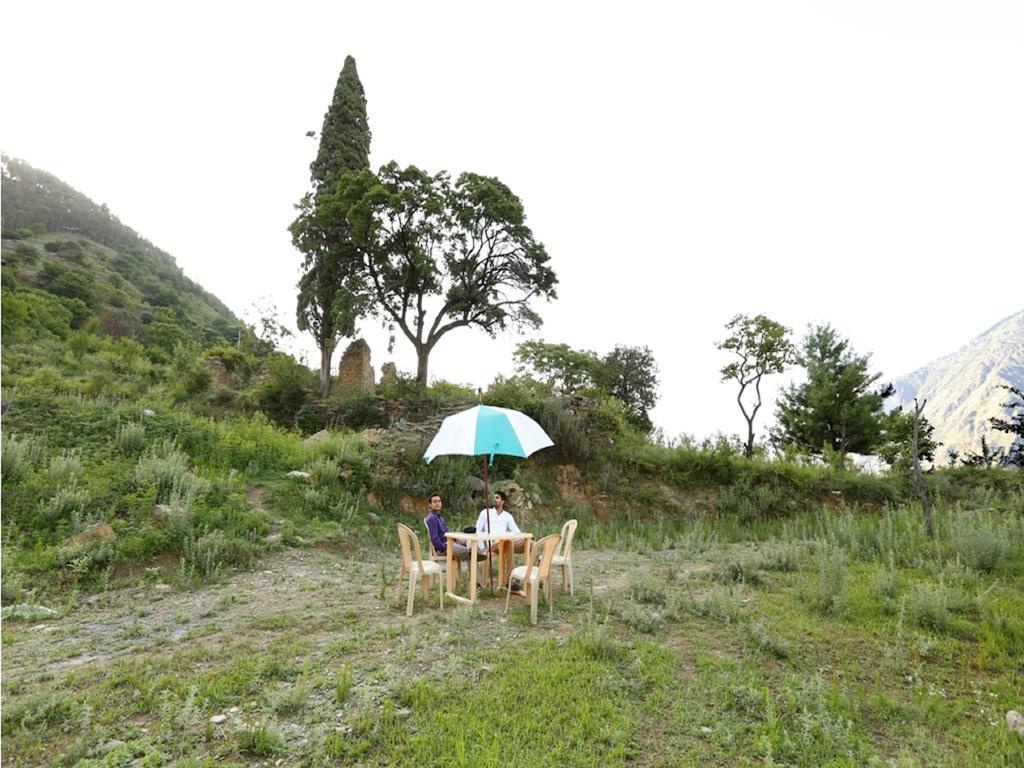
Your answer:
717;314;794;457
514;340;600;392
774;324;891;467
290;55;371;396
595;345;660;433
325;162;557;385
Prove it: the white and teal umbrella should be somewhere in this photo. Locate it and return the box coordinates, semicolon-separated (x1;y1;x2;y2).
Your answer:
423;404;553;587
423;405;553;464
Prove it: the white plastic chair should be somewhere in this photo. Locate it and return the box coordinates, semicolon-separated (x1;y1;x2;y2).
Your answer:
396;523;444;616
504;533;561;625
551;519;578;595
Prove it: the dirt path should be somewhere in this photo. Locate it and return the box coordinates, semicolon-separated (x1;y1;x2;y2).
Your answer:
2;545;676;689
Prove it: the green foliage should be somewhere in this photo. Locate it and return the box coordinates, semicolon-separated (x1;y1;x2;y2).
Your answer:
514;339;600;392
182;530;253;579
594;345;660;433
321;162;557;383
2;433;43;482
774;324;891;460
717;313;794;456
952;516;1010;572
334;667;354;704
1;288;73;340
717;475;801;522
876;406;940;470
252;354;314;427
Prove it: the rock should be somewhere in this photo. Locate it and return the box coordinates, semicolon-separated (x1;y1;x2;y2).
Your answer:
379;362;398;388
210;714;227;724
64;522;116;547
700;726;712;735
152;504;178;521
143;408;155;417
1008;710;1024;735
304;429;331;444
202;356;237;390
494;481;527;510
467;475;485;492
360;428;387;446
102;739;126;753
286;471;311;480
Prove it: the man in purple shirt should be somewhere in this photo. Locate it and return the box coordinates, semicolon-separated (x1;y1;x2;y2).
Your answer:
424;492;474;561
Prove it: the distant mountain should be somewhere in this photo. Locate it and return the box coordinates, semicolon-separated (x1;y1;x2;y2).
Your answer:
1;156;240;345
891;311;1024;462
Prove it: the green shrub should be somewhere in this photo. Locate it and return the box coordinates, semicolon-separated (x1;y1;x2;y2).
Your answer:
134;441;208;506
182;530;252;578
953;517;1010;573
46;449;83;484
717;476;800;522
335;667;354;704
742;619;792;659
907;583;952;632
236;723;282;756
532;397;590;462
810;548;846;615
335;393;388;431
36;488;91;530
253;354;312;427
117;423;147;456
2;433;42;482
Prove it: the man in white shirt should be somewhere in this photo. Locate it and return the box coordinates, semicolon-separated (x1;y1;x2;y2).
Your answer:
475;491;526;578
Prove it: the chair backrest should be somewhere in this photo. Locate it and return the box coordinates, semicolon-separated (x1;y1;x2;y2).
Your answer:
423;519;441;558
524;533;561;583
396;523;424;570
557;519;578;559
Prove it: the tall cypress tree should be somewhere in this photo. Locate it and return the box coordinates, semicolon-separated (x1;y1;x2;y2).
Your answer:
291;56;371;396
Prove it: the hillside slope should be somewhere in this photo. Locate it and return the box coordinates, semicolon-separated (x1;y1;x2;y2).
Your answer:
892;310;1024;460
2;155;240;344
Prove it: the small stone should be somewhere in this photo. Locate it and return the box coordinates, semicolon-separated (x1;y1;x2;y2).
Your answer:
1007;710;1024;735
210;714;227;724
700;726;712;735
286;470;311;480
143;408;155;417
228;707;240;714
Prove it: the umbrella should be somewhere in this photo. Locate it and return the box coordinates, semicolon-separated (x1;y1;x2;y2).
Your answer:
423;404;553;586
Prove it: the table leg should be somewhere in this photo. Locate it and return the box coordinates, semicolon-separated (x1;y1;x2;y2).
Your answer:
446;539;454;596
469;543;478;603
498;540;509;590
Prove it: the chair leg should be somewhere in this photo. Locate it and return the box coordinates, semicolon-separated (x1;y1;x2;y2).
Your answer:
421;573;430;601
504;573;515;614
438;573;444;610
406;573;417;616
395;566;405;605
560;564;567;593
530;583;538;625
568;560;575;596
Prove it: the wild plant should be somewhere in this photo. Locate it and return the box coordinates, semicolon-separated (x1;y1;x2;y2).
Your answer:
1;433;42;482
810;546;847;615
306;456;338;487
135;441;208;506
36;488;91;528
116;422;146;456
952;516;1010;573
46;449;83;484
742;619;792;659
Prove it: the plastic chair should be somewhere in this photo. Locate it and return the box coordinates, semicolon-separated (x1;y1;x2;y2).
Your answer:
395;523;444;616
551;519;578;595
424;519;462;584
504;533;561;625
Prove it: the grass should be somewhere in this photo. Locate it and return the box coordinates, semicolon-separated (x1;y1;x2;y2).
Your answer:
2;499;1023;766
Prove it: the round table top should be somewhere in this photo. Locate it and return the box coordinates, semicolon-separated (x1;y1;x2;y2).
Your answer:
444;531;532;542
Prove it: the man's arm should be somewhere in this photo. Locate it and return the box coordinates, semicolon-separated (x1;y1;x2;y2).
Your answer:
507;513;521;535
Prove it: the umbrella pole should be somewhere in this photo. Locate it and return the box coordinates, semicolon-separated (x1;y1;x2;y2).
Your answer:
482;454;493;589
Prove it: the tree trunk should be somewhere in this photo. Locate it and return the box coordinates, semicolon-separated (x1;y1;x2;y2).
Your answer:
744;420;755;458
319;344;333;397
416;345;430;386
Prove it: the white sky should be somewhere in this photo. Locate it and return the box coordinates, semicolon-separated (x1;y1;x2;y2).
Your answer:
3;1;1022;441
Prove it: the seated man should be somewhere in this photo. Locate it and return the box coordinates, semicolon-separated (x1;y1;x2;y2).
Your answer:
475;490;526;578
424;492;474;562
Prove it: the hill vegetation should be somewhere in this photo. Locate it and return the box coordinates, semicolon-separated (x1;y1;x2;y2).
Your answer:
2;158;1023;766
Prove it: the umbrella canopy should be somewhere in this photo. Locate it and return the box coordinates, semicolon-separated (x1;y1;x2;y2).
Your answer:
423;405;553;464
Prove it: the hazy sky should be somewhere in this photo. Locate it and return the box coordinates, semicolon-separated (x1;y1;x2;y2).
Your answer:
4;1;1022;441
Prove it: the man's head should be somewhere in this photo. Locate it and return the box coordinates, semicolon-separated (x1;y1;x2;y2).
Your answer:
493;490;508;510
428;492;442;512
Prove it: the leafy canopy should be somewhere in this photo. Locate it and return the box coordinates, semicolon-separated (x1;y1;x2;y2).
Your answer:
774;324;891;459
324;162;557;384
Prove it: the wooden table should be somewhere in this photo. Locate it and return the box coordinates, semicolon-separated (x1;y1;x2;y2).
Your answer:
445;531;533;605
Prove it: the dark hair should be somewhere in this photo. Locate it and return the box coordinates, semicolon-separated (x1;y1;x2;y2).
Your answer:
428;492;442;502
494;490;508;504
